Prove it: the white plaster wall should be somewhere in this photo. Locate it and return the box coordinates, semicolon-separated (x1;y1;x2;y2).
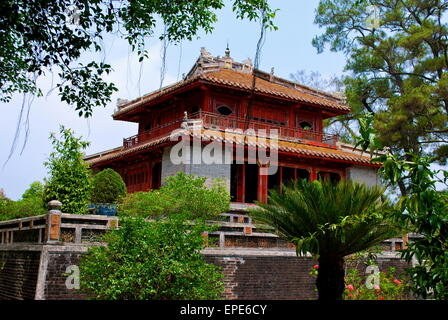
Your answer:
160;145;231;192
161;145;186;184
346;166;381;187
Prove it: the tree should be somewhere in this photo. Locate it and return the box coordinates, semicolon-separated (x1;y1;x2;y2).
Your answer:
119;172;230;220
249;179;400;301
313;0;448;195
80;172;230;300
377;153;448;299
21;181;44;201
91;168;126;204
80;216;224;300
354;113;448;299
43;125;92;214
0;0;277;117
0;181;46;221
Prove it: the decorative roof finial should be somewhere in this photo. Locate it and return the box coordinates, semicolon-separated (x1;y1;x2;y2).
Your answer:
270;67;275;81
225;42;230;58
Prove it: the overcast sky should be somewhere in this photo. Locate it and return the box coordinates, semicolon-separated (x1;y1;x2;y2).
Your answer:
0;0;350;200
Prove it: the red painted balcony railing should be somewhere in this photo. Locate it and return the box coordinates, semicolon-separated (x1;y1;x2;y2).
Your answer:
194;111;338;148
123;119;184;149
123;111;338;149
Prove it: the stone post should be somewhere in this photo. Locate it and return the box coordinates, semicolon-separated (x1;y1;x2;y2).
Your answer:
402;233;409;249
45;200;62;243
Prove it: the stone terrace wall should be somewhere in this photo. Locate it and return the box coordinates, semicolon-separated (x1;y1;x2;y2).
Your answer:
0;244;410;300
39;245;88;300
203;249;410;300
0;244;89;300
0;210;412;300
0;249;41;300
204;249;318;300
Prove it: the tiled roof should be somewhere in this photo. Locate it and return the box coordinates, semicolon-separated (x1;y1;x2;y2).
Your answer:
114;69;350;118
85;135;172;165
199;69;350;112
86;128;376;167
196;128;375;165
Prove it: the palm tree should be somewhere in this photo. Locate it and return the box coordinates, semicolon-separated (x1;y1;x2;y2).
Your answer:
249;179;400;301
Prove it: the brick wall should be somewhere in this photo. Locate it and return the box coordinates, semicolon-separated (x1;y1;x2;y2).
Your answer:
44;251;87;300
203;249;411;300
205;252;318;300
0;245;411;300
0;250;41;300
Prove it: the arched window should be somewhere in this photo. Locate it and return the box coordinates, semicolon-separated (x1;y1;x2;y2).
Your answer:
299;121;313;130
217;105;233;116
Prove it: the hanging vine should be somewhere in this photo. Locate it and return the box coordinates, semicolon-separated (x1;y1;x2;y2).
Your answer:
245;9;267;130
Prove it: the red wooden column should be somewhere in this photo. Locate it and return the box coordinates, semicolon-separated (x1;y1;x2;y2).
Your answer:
310;167;318;181
258;165;268;203
289;105;298;129
236;163;246;203
146;161;152;191
201;87;211;112
240;98;248;121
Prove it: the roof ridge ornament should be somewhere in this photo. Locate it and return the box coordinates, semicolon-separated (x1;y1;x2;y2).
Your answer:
200;47;212;58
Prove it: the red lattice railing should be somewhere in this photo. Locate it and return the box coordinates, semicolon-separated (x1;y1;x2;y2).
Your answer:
122;111;338;149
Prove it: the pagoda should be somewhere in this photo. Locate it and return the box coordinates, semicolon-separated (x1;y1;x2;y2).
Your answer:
85;48;380;204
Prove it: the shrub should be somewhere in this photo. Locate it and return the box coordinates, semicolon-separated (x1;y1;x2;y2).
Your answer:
0;183;46;221
21;181;44;201
119;172;230;219
43;126;92;214
343;267;412;300
0;197;13;221
79;215;224;300
91;168;126;204
309;264;412;300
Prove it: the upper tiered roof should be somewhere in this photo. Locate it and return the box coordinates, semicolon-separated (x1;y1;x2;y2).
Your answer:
113;48;350;121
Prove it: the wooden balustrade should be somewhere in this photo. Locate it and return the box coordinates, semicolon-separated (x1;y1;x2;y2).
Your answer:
0;201;408;251
122;111;339;149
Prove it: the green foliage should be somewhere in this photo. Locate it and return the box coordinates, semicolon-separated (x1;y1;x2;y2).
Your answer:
250;179;400;300
0;0;276;117
0;197;46;221
373;152;448;299
79;215;224;300
251;179;400;258
353;112;382;157
119;172;230;220
0;182;46;221
91;168;126;204
21;181;44;201
314;0;448;167
343;267;412;300
43;126;92;214
353;113;448;299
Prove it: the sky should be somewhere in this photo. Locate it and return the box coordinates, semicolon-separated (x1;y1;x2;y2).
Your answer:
0;0;350;200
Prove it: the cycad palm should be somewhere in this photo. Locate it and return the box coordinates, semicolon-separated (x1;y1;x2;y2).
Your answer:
250;179;400;301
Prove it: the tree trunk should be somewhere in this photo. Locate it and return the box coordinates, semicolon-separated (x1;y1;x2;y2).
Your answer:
316;256;345;301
